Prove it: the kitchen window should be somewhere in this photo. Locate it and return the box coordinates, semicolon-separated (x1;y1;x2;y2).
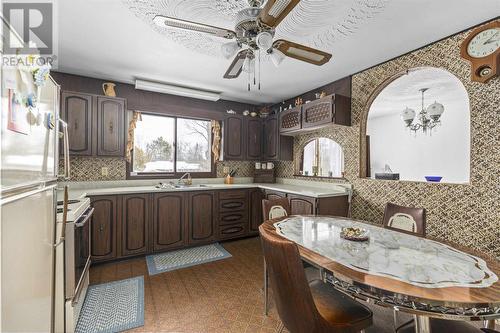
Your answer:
129;113;213;178
299;138;344;178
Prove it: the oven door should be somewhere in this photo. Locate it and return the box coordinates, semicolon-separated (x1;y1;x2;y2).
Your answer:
65;207;93;301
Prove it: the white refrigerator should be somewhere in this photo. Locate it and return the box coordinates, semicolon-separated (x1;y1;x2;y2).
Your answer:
0;72;67;332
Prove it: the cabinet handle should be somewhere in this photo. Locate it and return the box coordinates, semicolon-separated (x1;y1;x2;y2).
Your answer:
99;224;104;232
74;121;78;130
109;122;113;133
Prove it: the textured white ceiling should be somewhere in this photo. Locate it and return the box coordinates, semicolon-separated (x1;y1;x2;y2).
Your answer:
56;0;498;104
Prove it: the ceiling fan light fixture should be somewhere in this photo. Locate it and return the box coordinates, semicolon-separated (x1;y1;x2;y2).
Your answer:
270;49;286;67
221;41;241;59
256;31;274;50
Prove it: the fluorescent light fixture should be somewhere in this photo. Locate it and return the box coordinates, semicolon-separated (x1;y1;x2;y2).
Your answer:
135;79;221;101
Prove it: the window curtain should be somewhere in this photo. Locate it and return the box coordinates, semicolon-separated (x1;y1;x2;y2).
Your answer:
211;120;221;162
125;111;142;163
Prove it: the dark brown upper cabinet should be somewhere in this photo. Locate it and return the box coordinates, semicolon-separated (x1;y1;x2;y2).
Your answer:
263;115;293;161
223;115;246;160
60;91;126;157
188;191;216;245
246;117;262;160
90;196;118;262
279;105;302;134
152;193;187;252
97;96;126;156
120;194;149;257
61;92;93;155
279;94;351;135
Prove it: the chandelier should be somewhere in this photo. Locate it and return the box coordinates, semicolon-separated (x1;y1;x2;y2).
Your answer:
400;88;445;135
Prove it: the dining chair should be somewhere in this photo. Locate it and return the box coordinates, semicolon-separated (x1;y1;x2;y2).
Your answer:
382;202;426;330
259;224;373;333
261;197;291;316
382;202;426;237
262;197;291;221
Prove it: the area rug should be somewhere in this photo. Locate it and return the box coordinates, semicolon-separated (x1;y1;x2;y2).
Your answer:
146;243;232;275
75;276;144;333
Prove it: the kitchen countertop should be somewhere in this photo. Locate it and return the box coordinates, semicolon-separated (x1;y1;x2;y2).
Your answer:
60;179;351;200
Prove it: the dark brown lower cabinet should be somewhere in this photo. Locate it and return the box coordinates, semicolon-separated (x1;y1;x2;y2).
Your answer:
288;194;316;215
153;193;187;251
263;190;286;201
188;191;216;245
90;196;118;262
121;194;149;257
89;189;349;265
249;189;264;234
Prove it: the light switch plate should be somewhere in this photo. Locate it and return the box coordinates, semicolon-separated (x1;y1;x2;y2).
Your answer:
223;166;229;174
101;167;109;176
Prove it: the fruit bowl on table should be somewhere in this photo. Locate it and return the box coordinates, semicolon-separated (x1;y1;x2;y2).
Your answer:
340;227;369;242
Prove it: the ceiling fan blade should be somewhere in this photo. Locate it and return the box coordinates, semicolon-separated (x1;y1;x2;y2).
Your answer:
223;50;250;79
258;0;301;28
153;15;236;39
273;39;332;65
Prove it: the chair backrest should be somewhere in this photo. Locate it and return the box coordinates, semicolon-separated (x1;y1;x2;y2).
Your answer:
262;198;291;221
259;225;321;332
383;202;426;237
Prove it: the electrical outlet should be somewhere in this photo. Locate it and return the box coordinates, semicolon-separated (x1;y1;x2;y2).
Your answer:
223;166;230;174
101;167;109;176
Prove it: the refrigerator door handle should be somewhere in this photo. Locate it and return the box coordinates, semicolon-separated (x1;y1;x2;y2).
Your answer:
58;119;71;180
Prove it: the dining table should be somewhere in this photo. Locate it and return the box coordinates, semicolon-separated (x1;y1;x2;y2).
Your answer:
261;215;500;333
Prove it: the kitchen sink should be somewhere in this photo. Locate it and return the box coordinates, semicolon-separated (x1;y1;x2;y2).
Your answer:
155;183;208;189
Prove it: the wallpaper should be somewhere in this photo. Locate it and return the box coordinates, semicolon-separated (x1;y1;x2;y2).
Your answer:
63;157;254;181
276;21;500;259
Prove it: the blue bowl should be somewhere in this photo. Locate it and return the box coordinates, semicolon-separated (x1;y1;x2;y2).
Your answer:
425;176;442;182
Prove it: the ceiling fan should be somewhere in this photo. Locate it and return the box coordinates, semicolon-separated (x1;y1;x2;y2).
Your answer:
153;0;332;83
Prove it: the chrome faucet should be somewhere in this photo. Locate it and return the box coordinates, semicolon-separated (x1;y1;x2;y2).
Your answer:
178;172;192;185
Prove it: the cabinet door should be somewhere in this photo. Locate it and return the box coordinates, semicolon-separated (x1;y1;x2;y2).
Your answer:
224;115;245;160
121;194;149;257
188;192;216;245
263;116;278;160
249;189;264;234
90;196;117;262
288;194;316;215
264;190;286;201
97;97;125;156
153;193;186;251
246;118;262;160
279;106;302;134
61;92;93;155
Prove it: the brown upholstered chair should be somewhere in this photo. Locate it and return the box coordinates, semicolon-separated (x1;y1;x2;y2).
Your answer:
262;198;291;222
259;225;373;333
382;202;426;237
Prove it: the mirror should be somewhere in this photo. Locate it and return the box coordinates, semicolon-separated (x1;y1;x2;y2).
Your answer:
366;67;470;184
298;138;344;178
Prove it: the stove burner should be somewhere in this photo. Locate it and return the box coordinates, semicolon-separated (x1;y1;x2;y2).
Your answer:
57;199;80;206
57;208;72;214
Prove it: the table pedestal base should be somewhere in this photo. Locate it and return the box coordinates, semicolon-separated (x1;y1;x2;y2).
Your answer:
414;315;431;333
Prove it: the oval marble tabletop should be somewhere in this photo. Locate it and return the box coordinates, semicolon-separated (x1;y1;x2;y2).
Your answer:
263;216;500;311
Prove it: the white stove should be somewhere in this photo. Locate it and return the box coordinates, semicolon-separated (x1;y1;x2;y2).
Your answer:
56;197;90;222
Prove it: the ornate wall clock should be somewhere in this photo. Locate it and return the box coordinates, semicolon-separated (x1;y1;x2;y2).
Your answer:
460;20;499;83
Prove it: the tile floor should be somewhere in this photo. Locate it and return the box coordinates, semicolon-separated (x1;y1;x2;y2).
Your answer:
89;236;491;333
